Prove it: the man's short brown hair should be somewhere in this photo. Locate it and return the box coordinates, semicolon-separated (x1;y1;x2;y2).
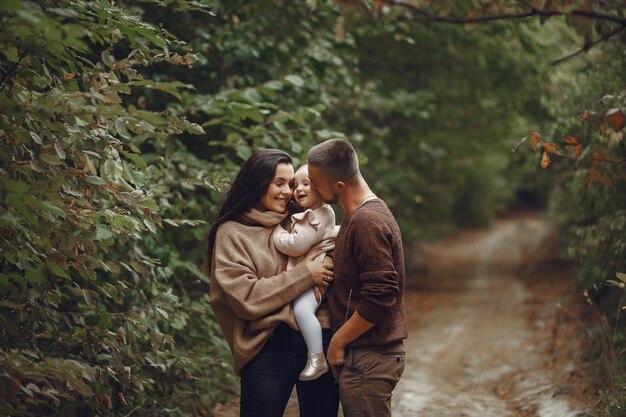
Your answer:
307;139;359;181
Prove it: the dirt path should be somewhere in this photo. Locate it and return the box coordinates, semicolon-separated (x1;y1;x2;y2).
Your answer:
395;214;594;417
215;214;596;417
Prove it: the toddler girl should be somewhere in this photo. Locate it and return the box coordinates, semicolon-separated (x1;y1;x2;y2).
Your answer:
273;164;338;381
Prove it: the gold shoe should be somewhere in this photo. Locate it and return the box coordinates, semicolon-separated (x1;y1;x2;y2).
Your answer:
299;351;329;381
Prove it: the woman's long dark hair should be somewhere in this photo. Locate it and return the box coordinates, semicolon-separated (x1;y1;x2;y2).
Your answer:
204;149;293;274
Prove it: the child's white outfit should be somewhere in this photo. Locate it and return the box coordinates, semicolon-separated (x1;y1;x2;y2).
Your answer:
273;204;338;380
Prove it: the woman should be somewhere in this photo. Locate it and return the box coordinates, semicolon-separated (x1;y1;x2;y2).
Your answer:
206;149;339;417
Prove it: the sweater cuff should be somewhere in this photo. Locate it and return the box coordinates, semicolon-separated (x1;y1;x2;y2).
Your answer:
286;262;316;296
356;301;392;325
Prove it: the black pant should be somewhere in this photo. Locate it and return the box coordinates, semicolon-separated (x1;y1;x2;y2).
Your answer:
240;323;339;417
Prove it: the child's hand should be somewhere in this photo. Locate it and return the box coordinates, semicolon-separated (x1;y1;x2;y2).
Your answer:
313;286;322;304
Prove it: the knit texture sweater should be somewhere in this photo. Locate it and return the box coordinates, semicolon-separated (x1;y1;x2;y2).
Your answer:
273;204;338;269
209;208;330;376
328;199;408;347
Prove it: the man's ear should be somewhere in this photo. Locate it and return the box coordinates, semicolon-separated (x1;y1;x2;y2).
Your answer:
335;181;346;192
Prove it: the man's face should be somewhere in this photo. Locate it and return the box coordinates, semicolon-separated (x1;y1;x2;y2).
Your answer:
307;163;340;205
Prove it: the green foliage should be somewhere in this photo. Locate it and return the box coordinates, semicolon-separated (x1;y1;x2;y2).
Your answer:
530;12;626;414
331;16;560;237
2;0;624;415
0;1;235;415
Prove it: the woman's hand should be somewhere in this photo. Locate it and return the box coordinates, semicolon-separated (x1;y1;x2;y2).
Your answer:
303;251;334;288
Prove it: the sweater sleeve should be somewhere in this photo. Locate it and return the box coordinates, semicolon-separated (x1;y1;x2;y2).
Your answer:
213;226;315;321
352;218;400;324
272;214;320;257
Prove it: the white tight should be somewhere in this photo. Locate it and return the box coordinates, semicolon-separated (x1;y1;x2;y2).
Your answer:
293;288;323;354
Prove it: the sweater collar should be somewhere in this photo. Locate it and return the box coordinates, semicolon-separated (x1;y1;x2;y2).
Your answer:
238;207;288;227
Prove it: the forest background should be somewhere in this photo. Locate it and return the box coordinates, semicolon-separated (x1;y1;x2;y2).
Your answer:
0;0;625;416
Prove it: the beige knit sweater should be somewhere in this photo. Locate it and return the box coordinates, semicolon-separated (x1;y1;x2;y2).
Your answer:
209;208;330;376
273;204;338;270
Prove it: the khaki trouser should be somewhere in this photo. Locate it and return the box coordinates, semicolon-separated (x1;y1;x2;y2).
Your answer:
338;341;405;417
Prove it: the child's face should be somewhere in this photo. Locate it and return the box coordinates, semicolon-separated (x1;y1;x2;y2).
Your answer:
293;166;323;209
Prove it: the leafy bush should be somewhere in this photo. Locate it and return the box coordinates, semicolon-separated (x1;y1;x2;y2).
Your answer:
0;1;236;415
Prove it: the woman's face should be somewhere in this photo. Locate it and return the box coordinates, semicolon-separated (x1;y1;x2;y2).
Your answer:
258;162;294;213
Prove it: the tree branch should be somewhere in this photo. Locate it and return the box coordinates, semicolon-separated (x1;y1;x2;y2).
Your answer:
511;135;528;152
551;26;626;65
380;0;626;26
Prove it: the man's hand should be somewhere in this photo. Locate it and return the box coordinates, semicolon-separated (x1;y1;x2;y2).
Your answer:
327;334;346;379
327;311;375;379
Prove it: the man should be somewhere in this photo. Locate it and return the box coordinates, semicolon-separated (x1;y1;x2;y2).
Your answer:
307;139;407;417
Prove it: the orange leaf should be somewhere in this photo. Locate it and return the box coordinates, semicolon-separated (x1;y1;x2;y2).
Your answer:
12;376;20;391
563;136;579;145
464;10;479;31
540;151;552;169
574;144;582;156
587;167;597;187
577;110;590;122
372;0;384;17
599;122;607;136
9;368;20;395
102;394;112;410
334;15;346;41
542;142;558;153
605;108;625;132
592;151;607;162
62;71;76;81
530;131;542;152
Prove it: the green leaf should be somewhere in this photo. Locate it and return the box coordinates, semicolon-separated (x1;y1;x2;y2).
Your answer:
285;74;305;87
0;300;23;310
156;307;169;319
122;151;147;171
25;268;45;284
85;175;107;186
30;132;43;145
182;121;205;134
6;194;38;226
48;263;69;278
25;196;66;218
263;80;283;91
40;153;63;165
143;219;157;234
236;145;252;161
0;0;22;12
54;142;66;160
617;272;626;283
129;80;191;101
94;224;114;241
5;180;29;194
127;143;141;153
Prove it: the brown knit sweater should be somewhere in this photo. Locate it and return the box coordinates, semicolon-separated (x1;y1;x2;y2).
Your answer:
328;199;408;347
209;208;331;376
